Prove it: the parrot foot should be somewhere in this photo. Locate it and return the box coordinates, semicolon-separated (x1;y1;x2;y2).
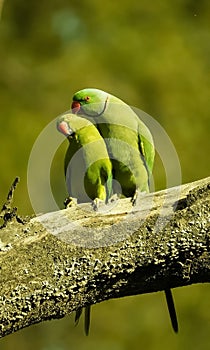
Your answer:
131;190;147;206
109;193;120;203
92;198;106;211
64;196;78;208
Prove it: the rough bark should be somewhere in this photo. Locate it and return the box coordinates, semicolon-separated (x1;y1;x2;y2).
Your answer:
0;176;209;338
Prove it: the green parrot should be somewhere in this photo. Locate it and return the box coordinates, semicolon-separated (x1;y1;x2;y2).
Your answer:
57;113;112;206
57;113;113;335
71;88;154;200
71;88;178;333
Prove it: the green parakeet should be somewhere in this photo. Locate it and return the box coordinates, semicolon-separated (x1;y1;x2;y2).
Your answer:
57;113;112;205
71;88;154;199
57;113;113;335
71;88;178;333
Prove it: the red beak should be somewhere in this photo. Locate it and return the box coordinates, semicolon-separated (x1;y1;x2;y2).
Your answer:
57;121;71;136
71;101;81;113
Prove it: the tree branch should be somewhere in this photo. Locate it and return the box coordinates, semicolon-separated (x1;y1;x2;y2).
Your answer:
0;176;209;337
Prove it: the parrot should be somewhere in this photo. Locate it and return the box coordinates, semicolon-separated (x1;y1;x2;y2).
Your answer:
71;88;154;200
70;88;179;333
57;112;112;206
57;112;113;335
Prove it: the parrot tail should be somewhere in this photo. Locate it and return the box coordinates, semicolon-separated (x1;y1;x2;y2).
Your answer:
75;308;82;326
164;288;178;333
74;306;91;336
84;306;91;336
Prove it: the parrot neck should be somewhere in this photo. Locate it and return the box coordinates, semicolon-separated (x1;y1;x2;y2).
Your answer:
81;95;109;117
76;125;102;145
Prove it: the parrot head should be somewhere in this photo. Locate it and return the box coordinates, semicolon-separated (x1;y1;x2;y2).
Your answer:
71;88;109;117
57;113;92;137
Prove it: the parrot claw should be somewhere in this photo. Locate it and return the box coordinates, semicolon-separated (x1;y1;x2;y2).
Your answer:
131;190;138;206
64;196;78;208
92;198;106;211
108;193;120;203
131;190;147;206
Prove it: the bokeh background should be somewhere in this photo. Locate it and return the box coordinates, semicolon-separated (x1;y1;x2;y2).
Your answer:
0;0;210;349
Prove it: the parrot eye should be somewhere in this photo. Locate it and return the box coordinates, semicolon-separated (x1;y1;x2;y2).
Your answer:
84;96;90;102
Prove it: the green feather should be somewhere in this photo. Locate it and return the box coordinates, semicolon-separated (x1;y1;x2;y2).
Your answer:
72;88;154;197
57;113;112;203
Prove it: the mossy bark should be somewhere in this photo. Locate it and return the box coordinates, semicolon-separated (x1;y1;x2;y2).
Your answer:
0;176;209;337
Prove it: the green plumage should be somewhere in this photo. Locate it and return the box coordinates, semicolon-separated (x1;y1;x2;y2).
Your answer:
72;88;155;198
57;113;112;204
71;88;178;334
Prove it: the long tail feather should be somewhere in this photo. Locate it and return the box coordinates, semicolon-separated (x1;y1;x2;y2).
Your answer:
75;308;82;326
84;306;91;336
164;289;178;333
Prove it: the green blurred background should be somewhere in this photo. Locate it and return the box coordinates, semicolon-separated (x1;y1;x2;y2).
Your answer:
0;0;210;349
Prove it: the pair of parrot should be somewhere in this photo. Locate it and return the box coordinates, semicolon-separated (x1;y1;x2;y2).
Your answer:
57;88;178;335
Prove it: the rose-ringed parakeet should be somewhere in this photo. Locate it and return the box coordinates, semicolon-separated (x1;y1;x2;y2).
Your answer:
71;88;154;199
71;88;178;333
57;113;112;206
57;113;113;335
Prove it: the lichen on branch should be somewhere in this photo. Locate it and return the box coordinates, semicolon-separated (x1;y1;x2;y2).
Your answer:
0;176;209;338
